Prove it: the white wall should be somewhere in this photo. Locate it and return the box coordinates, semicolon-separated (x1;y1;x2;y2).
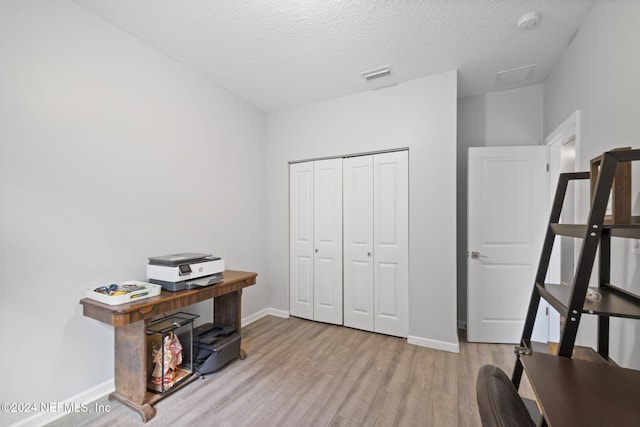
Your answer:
544;0;640;369
456;85;544;324
0;1;268;425
267;71;459;352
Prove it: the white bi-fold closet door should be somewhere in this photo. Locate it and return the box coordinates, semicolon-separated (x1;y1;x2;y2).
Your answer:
343;151;409;337
289;151;408;337
289;158;343;325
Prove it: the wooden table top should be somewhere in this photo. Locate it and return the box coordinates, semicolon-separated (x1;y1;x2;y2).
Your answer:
520;351;640;427
80;270;257;327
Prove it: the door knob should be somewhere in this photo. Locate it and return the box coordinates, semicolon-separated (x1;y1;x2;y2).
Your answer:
367;252;371;257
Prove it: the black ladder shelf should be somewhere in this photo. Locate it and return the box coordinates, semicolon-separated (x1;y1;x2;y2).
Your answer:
512;148;640;390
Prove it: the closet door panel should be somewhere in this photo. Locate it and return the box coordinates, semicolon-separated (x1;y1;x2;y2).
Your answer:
313;158;343;325
316;258;337;307
289;162;314;320
373;151;409;337
343;156;374;331
376;262;399;315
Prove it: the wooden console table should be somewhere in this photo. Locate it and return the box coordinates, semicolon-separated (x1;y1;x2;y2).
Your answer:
80;270;257;421
520;351;640;426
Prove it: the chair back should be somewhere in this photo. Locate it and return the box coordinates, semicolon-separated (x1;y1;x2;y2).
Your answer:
476;364;535;427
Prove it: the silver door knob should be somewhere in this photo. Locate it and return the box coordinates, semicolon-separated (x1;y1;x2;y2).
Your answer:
470;251;488;259
367;252;371;257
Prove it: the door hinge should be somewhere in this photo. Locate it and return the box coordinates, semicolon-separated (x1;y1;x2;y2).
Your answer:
546;306;549;316
546;163;549;172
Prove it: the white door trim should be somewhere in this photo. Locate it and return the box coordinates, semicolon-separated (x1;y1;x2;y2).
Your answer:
288;147;409;165
545;111;581;149
544;110;581;343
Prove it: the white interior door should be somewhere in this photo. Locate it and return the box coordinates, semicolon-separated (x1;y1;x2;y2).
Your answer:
313;158;343;325
373;151;409;337
289;161;314;320
468;146;548;343
343;155;374;331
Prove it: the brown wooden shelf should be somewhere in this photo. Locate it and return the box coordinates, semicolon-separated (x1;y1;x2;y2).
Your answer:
550;223;586;238
543;341;611;364
605;223;640;238
525;340;607;364
536;282;640;319
536;282;572;317
520;351;640;427
551;221;640;239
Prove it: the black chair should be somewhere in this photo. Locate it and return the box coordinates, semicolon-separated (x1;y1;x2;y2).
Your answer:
476;364;536;427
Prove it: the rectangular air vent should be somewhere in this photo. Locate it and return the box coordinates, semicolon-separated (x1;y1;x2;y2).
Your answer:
495;64;536;87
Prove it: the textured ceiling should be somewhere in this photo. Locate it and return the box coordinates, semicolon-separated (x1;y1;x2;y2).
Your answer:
75;0;595;112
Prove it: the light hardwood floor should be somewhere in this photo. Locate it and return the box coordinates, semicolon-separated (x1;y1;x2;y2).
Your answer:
50;315;534;426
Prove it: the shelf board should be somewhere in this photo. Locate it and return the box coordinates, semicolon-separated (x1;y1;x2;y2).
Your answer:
537;283;640;319
550;222;640;239
536;283;571;316
523;340;608;363
519;351;640;427
605;223;640;238
550;223;585;238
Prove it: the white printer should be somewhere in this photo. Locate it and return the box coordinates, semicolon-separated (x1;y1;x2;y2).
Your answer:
147;253;225;291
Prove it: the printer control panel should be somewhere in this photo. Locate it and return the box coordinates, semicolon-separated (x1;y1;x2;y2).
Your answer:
178;264;192;275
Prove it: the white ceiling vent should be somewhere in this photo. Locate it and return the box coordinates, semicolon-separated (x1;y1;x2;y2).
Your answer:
494;64;536;87
362;65;392;82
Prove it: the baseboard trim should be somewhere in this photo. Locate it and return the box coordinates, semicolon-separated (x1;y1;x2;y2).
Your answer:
242;307;290;327
10;307;284;427
408;335;460;353
9;378;115;427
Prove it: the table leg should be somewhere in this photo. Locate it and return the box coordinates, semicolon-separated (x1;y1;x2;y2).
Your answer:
110;321;156;421
214;290;246;359
214;290;242;334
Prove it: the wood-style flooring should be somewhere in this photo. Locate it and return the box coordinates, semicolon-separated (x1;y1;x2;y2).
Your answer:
50;315;534;427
